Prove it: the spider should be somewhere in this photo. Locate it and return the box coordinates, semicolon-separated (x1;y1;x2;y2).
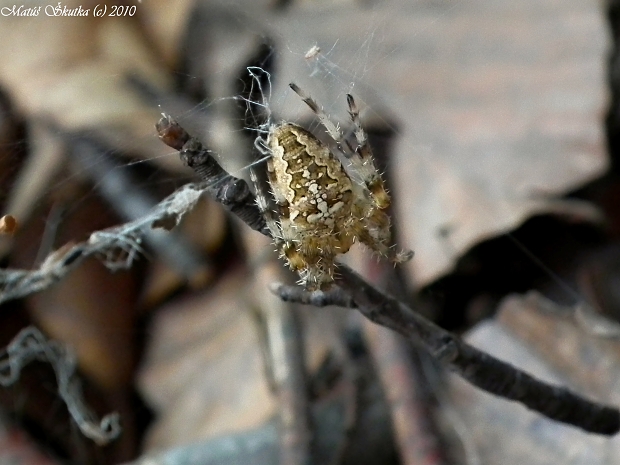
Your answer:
251;83;413;290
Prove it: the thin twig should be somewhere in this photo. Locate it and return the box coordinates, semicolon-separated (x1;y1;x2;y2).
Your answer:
69;134;212;283
271;268;620;436
3;116;614;441
265;299;312;465
252;257;313;465
270;283;355;308
364;321;443;465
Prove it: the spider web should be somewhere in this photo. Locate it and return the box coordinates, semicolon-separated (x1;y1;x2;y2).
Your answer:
0;0;612;458
0;0;607;298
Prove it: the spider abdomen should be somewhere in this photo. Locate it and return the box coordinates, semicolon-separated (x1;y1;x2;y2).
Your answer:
268;123;354;232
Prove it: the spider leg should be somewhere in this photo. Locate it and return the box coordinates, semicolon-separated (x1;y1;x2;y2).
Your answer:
289;83;391;211
250;134;291;245
345;94;391;210
353;202;413;264
297;236;341;290
346;97;412;262
289;83;344;144
356;224;413;264
249;167;281;240
284;84;412;280
257;143;315;274
254;135;271;156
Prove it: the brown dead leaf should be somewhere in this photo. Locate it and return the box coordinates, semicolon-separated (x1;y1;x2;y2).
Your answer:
10;191;142;390
137;270;276;450
0;0;176;172
3;0;604;289
140;196;227;308
136;0;196;67
497;292;620;405
5;187;143;460
2;122;67;242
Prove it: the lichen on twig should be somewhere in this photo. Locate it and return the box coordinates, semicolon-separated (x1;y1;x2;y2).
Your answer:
0;182;206;304
0;326;121;445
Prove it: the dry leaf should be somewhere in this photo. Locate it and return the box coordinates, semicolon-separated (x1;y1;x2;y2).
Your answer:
0;0;175;171
137;270;276;450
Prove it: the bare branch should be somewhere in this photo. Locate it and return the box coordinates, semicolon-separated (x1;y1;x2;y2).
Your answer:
0;326;120;445
0;182;206;304
157;117;620;436
270;282;355;308
271;274;620;435
69;135;212;283
364;321;443;465
3;113;613;447
263;300;312;465
251;261;313;465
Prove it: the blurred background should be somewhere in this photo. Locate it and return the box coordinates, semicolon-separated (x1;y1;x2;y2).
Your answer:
0;0;619;463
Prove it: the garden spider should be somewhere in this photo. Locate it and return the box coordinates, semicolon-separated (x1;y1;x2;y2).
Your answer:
251;83;413;290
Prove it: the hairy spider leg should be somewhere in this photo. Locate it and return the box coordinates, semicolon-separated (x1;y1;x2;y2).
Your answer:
344;95;412;263
249;167;279;237
348;197;412;264
250;166;305;271
346;94;391;210
289;83;391;211
289;83;344;142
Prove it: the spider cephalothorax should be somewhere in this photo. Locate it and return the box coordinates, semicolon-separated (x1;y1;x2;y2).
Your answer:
252;83;412;290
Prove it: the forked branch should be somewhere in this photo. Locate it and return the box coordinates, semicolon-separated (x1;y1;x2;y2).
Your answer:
158;114;620;436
